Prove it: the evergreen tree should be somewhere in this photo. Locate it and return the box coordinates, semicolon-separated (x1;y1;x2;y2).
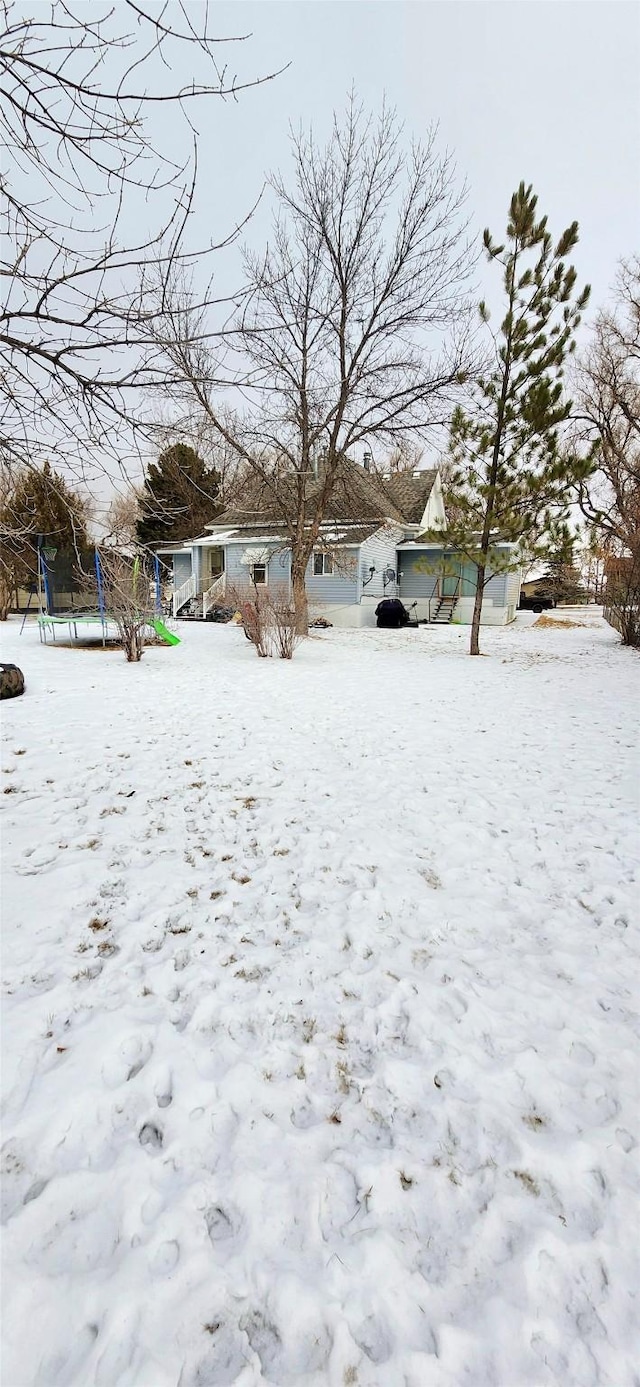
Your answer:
136;444;222;546
437;183;595;654
538;539;587;604
0;461;89;599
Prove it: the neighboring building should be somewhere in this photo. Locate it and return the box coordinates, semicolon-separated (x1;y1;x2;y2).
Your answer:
519;573;550;599
155;459;521;627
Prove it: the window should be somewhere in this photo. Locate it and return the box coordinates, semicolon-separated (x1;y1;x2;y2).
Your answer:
250;563;266;586
313;551;334;576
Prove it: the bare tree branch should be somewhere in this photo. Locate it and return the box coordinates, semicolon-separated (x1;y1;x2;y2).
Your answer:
155;97;475;631
573;256;640;643
0;0;281;492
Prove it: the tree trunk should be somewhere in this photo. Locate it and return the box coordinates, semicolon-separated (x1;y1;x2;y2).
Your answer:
291;558;309;636
120;621;144;661
469;563;485;655
0;578;11;621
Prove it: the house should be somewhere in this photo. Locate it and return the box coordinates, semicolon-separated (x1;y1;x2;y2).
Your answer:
155;459;521;627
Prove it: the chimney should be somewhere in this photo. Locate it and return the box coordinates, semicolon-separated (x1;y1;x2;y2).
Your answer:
363;450;372;472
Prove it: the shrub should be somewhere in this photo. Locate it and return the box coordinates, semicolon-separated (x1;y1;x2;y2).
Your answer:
230;584;302;660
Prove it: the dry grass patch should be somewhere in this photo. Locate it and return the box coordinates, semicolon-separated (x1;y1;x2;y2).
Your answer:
534;614;593;629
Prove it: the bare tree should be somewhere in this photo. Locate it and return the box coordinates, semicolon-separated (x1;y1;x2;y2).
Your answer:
152;410;249;506
0;1;280;494
103;490;143;549
373;441;425;476
96;550;156;662
575;257;640;645
157;99;473;632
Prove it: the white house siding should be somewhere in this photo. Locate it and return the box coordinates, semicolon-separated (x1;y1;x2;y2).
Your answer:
309;527;404;628
306;549;360;626
483;572;508;604
359;525;405;602
505;567;522;622
419;474;446;531
222;543;289;594
397;552;441;600
397;550;441;622
173;552;192;587
306;553;358;606
454;569;517;626
398;550;518;625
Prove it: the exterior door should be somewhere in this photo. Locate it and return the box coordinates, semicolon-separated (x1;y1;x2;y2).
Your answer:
442;561;460;597
208;547;224;580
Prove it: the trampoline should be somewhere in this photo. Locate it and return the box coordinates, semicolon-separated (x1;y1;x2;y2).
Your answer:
31;542;166;645
37;612;111;645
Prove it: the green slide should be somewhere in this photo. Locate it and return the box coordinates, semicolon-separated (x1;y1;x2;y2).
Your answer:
151;619;181;646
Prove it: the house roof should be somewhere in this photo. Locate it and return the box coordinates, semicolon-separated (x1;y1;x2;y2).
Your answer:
208;461;437;531
203;520;383;548
398;538;519;552
375;470;438;524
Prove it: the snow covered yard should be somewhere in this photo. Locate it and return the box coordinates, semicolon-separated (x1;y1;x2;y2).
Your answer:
1;612;638;1387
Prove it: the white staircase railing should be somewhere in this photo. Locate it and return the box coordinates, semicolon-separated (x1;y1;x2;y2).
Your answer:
172;573;196;617
202;574;226;619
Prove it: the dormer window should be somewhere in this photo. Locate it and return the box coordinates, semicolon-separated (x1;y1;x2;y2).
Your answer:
313;551;334;576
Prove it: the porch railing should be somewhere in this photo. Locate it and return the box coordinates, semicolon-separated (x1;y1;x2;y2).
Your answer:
172;573;196;617
202;574;226;619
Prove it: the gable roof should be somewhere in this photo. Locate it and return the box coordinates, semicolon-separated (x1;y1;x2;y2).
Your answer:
210;460;437;531
378;470;437;524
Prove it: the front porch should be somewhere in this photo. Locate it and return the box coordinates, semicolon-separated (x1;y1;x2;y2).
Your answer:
158;541;227;618
170;571;226;619
397;545;519;626
397;548;470;624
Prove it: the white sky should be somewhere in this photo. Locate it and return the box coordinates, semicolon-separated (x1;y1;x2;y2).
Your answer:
62;0;639;513
171;0;639;318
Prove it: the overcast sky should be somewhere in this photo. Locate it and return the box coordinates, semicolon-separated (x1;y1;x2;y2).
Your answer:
171;0;639;320
67;0;638;510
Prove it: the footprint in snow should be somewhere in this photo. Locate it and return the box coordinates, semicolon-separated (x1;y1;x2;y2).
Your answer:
239;1310;283;1378
290;1097;323;1130
23;1177;49;1206
569;1040;596;1066
353;1313;394;1365
616;1127;635;1153
204;1204;242;1245
34;1322;99;1387
177;1329;249;1387
153;1065;173;1108
139;1122;163;1151
102;1034;153;1088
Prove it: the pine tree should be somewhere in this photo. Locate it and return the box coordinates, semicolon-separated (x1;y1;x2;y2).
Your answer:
136;444;222;546
538;540;586;604
0;461;89;599
439;183;595;654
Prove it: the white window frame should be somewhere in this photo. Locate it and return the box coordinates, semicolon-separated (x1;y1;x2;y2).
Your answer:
313;551;335;576
207;548;225;579
250;562;267;586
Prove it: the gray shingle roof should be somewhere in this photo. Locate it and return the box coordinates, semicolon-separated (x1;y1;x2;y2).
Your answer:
212;461;436;530
377;470;437;524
